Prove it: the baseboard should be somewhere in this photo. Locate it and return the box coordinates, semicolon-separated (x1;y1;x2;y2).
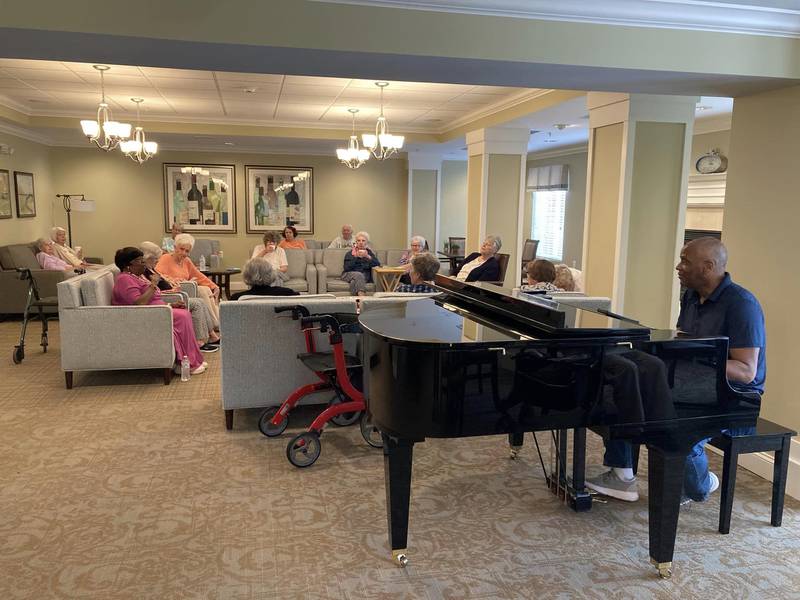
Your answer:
707;437;800;501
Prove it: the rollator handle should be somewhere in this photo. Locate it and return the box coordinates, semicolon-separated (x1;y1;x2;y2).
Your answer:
15;267;32;281
274;305;311;320
299;314;344;344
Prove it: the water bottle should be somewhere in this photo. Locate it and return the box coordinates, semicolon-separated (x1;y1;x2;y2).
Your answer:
181;355;190;382
198;254;206;271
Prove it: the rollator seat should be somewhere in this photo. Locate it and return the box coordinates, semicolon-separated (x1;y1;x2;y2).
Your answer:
297;351;361;373
34;296;58;307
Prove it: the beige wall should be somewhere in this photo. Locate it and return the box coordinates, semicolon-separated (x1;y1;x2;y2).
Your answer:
410;170;437;249
723;85;800;433
624;122;686;328
526;151;588;268
485;154;523;287
46;147;408;269
0;132;55;246
691;129;731;166
466;154;484;253
439;160;467;252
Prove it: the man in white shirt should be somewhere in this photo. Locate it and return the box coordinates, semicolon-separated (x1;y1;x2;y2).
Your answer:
251;231;290;281
328;224;355;249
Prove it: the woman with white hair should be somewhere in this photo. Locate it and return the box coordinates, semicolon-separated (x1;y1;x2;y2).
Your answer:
341;230;380;296
156;233;220;323
50;226;98;269
35;238;78;272
140;242;220;352
230;257;299;300
455;235;503;282
398;234;427;284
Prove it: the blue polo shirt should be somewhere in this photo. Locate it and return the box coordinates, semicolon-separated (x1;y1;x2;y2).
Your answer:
677;272;766;394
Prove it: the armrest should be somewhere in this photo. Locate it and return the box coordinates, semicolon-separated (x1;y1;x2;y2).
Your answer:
316;264;328;293
162;292;189;304
84;256;104;265
305;264;318;295
179;280;198;297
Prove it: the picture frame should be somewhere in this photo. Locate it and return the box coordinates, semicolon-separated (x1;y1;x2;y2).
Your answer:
13;171;35;218
0;169;11;219
245;166;314;234
163;163;236;233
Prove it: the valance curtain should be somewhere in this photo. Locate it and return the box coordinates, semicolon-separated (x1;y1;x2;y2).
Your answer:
527;164;569;191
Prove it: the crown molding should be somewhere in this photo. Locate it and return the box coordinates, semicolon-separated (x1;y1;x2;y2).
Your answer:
0;120;54;146
527;143;588;160
313;0;800;38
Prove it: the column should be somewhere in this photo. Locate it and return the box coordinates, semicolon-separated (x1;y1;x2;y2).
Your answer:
406;153;442;251
582;93;697;328
465;127;530;287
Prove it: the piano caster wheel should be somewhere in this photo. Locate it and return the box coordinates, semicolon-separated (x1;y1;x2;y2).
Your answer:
509;445;522;460
392;550;408;568
651;560;672;579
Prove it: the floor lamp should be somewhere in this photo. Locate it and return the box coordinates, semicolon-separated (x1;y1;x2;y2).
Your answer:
56;194;95;247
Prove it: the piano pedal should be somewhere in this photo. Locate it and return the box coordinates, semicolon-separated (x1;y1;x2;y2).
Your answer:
650;559;672;579
509;445;522;460
392;549;409;568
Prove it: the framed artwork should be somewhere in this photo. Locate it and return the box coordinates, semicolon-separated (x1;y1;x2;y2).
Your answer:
163;163;236;233
14;171;35;218
0;170;11;219
245;166;313;234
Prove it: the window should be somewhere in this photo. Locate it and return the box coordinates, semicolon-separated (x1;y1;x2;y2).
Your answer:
531;190;566;261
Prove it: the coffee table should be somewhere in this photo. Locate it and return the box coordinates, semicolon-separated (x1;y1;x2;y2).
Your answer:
199;266;241;300
374;266;407;292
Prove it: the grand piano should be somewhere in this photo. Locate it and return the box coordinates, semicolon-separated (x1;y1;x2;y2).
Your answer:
359;275;760;578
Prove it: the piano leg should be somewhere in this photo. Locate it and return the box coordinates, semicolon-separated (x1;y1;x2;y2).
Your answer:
647;446;685;579
508;431;524;459
570;428;592;512
383;433;414;567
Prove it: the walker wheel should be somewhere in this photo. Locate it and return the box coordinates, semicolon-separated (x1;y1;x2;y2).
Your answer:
41;334;48;352
12;346;24;364
329;395;362;427
258;406;288;438
360;413;383;448
286;431;322;468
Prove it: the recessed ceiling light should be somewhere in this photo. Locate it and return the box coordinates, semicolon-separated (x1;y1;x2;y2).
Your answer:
424;118;442;123
242;88;257;94
553;123;577;130
224;142;234;146
28;98;47;103
696;105;712;111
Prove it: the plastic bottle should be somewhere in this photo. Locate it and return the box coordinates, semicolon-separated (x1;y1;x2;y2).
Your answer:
181;355;190;382
198;254;207;271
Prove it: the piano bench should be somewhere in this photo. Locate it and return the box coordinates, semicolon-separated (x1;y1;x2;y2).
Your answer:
708;418;797;535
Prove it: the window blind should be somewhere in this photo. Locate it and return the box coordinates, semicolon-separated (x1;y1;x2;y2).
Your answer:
527;164;569;191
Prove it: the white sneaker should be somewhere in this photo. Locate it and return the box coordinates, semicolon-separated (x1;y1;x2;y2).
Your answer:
585;470;639;502
191;363;207;375
708;471;719;495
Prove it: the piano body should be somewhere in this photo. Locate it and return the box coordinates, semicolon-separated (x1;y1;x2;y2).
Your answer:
359;275;760;578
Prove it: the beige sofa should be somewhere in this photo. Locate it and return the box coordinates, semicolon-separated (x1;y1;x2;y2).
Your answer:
57;267;183;389
315;248;409;295
0;242;75;315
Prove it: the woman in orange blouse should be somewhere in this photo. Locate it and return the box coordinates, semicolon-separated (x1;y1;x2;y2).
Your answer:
278;226;307;250
156;233;220;323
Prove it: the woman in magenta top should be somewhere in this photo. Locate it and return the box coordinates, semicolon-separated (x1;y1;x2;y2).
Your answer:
112;246;206;374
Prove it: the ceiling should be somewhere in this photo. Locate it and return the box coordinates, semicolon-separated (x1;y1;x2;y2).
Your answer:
0;58;531;133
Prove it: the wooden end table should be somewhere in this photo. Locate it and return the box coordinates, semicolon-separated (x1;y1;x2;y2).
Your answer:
374;266;408;292
199;266;241;300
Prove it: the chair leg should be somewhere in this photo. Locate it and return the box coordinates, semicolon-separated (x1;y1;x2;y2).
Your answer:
225;409;234;431
163;368;173;385
771;436;791;527
65;371;73;390
718;442;739;534
632;444;641;477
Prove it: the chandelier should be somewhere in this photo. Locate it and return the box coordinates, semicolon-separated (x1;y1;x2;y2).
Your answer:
336;108;370;169
79;65;131;151
362;82;404;160
120;98;158;164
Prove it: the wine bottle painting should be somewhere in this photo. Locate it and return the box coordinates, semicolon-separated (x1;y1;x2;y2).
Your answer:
245;166;313;234
163;164;236;233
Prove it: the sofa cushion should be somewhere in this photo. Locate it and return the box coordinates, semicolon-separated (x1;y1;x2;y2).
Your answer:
284;277;309;293
285;248;312;278
189;239;219;264
321;248;349;277
80;270;115;306
3;243;39;270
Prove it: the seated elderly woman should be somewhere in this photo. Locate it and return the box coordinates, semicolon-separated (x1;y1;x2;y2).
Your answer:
230;257;299;300
35;238;81;272
521;259;564;293
397;235;426;284
396;252;440;293
50;226;100;270
553;263;576;292
251;231;290;282
161;222;183;253
140;241;220;352
279;225;307;250
455;235;503;282
341;230;380;296
156;233;220;324
112;246;206;375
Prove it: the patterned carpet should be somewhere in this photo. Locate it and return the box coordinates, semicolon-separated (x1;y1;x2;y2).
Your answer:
1;319;799;599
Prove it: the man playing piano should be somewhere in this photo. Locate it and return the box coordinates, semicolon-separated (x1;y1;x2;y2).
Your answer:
586;237;766;503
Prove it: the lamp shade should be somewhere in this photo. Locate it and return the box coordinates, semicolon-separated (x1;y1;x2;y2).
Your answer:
74;198;96;212
80;120;100;138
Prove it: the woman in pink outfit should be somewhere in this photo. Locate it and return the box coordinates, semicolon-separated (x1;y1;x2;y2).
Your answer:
112;246;206;374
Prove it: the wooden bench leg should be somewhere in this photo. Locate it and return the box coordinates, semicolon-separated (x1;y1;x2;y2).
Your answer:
225;409;234;431
163;368;173;385
771;435;791;527
718;441;738;534
65;371;73;390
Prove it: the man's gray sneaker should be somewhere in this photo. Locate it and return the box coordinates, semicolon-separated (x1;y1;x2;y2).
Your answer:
585;470;639;502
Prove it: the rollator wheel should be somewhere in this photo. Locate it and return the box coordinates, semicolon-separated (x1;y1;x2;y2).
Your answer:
41;334;48;353
286;431;321;468
360;413;383;448
258;406;288;438
329;394;362;427
12;346;24;365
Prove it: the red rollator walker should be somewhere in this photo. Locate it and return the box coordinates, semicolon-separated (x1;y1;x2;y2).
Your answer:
258;305;382;467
